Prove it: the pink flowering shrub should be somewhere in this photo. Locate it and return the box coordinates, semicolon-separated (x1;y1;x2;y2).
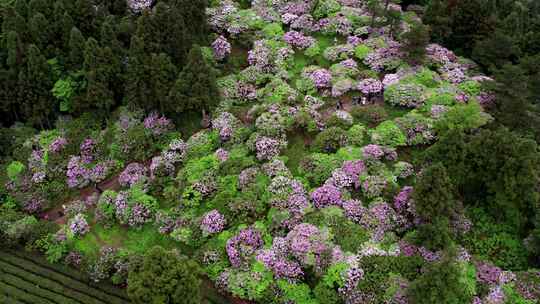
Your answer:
69;213;90;237
357;78;383;94
143;112;173;136
127;0;154;13
283;31;316;49
212;35;232;61
226;227;264;268
201;210;227;236
119;163;147;188
311;184;342;208
255;136;282;160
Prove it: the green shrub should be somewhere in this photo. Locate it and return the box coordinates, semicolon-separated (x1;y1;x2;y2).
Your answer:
370;120;407;147
299;153;341;186
347;124;366;146
434;102;492;136
312;127;348;153
350;105;389;125
354;45;372;60
6;161;25;181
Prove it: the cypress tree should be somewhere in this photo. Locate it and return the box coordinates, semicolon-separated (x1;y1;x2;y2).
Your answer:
28;12;50;52
148;53;177;115
14;0;28;19
125;35;151;111
169;45;219;114
80;38;117;115
68;27;85;70
19;45;53;128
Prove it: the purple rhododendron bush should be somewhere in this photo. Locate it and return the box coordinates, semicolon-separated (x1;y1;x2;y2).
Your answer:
2;0;540;304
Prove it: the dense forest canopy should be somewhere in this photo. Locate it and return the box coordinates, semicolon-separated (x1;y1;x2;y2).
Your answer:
0;0;539;303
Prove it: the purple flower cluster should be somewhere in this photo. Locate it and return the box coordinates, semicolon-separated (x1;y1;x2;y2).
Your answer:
238;167;259;189
226;227;264;268
394;187;416;224
364;40;403;72
49;137;67;153
24;197;44;214
119;163;147;188
255;136;281;161
214;148;229;162
341;160;366;189
382;73;400;88
67;156;90;188
476;262;503;286
80;138;96;164
212;35;232;61
283;31;316;49
426;44;457;65
311;184;342;208
248;40;273;72
362;144;384;160
340;58;358;69
127;0;153;13
286;223;331;268
362;176;387;199
357;78;383;94
256;237;304;279
143;112;173;136
212;112;239;141
342;199;367;224
339;267;364;295
201;210;227;235
307;69;332;88
69;213;90;236
328;169;353;188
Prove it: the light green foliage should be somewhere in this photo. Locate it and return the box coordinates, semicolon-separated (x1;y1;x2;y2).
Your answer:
322;262;348;288
228;262;273;301
262;23;284;39
425;91;455;106
51;73;84;112
405;68;440;88
354;44;372;60
305;42;322;58
347;124;366;146
296;77;317;95
502;284;536;304
385;83;427;108
182;154;219;185
277;280;319;304
370;120;407;147
171;227;193;244
335;146;362;161
313;0;341;19
434;101;492;136
181;186;203;208
299;153;341;186
458;80;482;96
185;130;219;160
7;161;25;181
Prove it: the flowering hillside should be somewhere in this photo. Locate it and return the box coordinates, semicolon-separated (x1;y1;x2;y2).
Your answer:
1;1;540;304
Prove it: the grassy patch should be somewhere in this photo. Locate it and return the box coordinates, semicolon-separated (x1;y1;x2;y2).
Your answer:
283;132;310;176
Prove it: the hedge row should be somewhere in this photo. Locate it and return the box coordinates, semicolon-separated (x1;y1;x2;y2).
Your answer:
0;259;103;304
0;272;81;304
2;249;129;301
0;251;128;304
0;280;53;304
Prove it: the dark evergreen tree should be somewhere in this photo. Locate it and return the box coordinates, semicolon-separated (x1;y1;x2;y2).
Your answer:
148;53;177;115
14;0;28;19
169;45;219;115
79;38;117;116
28;12;50;53
407;252;475;304
400;21;430;64
18;44;53;128
68;27;85;70
124;35;152;110
127;246;203;304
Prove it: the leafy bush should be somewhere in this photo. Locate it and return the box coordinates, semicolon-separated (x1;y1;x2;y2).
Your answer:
354;45;373;60
312;127;348;153
299;153;341;186
370;120;407;147
127;246;203;304
6;161;25;181
347;124;366;146
434;102;492;136
385;83;426;108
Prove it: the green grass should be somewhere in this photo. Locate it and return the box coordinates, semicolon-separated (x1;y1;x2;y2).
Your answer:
383;103;410;119
283;133;310;176
75;223;178;256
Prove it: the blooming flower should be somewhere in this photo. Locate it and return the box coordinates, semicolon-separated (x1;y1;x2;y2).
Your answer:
201;210;227;235
212;35;232;61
